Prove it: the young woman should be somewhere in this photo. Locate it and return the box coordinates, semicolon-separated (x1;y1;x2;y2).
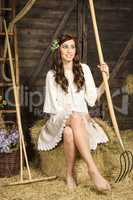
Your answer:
38;34;111;191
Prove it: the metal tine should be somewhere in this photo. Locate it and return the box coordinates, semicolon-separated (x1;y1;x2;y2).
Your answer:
121;151;132;180
119;151;130;181
121;151;133;180
115;151;133;182
115;151;127;183
127;151;133;174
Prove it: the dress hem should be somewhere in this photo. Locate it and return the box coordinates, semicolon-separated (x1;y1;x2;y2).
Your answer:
38;113;71;151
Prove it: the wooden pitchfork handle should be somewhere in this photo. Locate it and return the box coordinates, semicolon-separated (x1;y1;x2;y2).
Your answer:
88;0;125;151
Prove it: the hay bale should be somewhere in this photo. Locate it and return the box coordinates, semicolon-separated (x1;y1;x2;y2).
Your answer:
30;117;49;144
38;141;120;183
124;74;133;95
39;143;66;179
30;117;122;182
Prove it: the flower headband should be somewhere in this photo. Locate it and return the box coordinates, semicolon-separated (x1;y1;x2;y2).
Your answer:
50;39;59;52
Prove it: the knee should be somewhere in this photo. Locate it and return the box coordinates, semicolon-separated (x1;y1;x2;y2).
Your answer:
70;112;82;125
64;126;74;143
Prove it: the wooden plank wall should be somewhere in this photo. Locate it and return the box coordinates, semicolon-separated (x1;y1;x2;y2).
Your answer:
17;0;77;81
16;0;133;129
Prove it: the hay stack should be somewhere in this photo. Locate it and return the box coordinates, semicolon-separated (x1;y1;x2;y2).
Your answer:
30;117;123;182
124;74;133;95
30;117;49;145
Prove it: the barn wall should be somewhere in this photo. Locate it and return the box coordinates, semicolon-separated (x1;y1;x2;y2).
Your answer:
16;0;133;129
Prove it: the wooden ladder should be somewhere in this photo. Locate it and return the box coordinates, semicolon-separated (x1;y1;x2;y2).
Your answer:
0;0;19;116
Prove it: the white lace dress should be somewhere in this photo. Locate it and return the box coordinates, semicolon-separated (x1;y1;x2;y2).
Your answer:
38;64;109;151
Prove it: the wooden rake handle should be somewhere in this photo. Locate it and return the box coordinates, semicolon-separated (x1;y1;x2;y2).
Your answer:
88;0;125;151
3;20;32;180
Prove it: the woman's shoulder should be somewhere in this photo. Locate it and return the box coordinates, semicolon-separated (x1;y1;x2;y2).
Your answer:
80;63;91;73
46;69;55;79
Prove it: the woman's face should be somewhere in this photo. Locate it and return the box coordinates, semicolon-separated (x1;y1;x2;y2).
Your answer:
60;39;76;63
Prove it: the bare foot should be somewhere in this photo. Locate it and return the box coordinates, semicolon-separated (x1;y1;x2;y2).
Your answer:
66;176;77;190
89;171;111;192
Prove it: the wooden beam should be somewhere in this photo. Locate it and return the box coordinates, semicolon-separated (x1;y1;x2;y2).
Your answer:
0;0;2;32
110;34;133;81
12;0;20;88
82;0;88;63
29;0;77;86
77;0;83;60
77;0;88;63
0;0;3;65
99;34;133;95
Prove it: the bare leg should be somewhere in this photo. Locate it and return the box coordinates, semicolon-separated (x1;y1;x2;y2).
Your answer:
63;126;77;189
69;112;111;191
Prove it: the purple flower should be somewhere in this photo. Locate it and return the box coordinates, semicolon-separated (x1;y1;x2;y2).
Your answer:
0;128;19;153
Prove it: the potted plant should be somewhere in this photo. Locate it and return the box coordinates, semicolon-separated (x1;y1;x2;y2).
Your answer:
0;96;20;177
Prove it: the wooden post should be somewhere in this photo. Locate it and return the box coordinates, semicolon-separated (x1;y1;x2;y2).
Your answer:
82;0;88;63
0;0;2;33
0;0;2;81
77;0;87;63
12;0;23;181
77;0;83;60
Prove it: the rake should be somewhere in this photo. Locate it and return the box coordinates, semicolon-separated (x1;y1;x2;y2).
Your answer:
88;0;133;182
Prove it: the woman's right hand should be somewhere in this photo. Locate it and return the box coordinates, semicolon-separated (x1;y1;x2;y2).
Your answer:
97;62;109;80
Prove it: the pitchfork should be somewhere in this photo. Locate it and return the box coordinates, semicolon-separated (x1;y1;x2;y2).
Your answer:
88;0;133;182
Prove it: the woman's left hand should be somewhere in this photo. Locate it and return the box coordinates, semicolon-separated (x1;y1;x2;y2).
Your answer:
97;62;109;79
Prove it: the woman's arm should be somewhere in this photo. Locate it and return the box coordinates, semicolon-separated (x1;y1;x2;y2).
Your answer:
82;64;97;107
97;63;109;101
43;70;58;114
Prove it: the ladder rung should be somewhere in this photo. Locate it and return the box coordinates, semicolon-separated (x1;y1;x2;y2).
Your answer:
0;58;15;62
0;83;13;87
0;32;14;36
0;8;12;11
0;110;16;113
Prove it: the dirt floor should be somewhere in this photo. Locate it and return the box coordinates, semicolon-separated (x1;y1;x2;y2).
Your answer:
0;170;133;200
0;130;133;200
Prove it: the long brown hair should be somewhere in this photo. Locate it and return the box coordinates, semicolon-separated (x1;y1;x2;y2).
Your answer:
51;34;85;93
